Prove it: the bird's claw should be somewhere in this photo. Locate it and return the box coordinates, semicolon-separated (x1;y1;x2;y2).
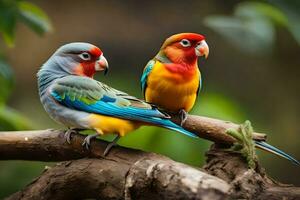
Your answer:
103;135;121;156
103;142;115;156
178;109;188;126
64;129;78;144
82;133;99;150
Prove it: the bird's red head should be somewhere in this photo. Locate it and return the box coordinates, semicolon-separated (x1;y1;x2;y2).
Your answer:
161;33;209;65
75;45;109;78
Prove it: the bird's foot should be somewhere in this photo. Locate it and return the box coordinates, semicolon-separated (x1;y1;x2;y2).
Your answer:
82;133;99;150
64;128;79;144
226;120;258;169
178;109;188;126
103;135;121;156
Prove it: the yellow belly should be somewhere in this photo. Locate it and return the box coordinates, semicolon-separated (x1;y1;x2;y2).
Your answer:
145;63;200;112
87;114;141;136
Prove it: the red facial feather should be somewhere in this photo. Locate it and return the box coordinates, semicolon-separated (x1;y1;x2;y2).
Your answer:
162;33;205;48
82;62;96;77
163;33;206;65
89;46;102;57
74;46;102;78
74;62;96;78
161;33;206;76
177;33;205;42
165;44;197;65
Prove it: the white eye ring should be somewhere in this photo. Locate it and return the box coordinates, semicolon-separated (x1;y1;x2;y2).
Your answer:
180;39;191;47
78;52;91;60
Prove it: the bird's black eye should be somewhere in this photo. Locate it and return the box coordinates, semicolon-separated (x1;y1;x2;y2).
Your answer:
79;52;91;60
180;39;191;47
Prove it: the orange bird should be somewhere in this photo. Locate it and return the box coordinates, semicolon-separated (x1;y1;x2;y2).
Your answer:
140;34;300;166
141;33;209;124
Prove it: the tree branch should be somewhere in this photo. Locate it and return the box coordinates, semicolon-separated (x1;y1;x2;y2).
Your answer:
178;115;266;144
6;157;229;200
0;114;266;161
1;115;298;200
2;130;230;200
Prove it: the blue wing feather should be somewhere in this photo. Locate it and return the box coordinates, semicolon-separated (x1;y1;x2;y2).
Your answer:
52;91;165;119
51;91;197;138
196;74;202;97
50;75;198;139
141;60;155;96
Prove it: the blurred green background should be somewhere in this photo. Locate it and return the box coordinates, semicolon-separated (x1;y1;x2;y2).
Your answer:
0;0;300;198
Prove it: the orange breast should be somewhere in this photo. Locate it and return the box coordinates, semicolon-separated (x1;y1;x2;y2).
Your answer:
145;62;200;112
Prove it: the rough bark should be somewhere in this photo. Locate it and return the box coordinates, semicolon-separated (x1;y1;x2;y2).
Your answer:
2;130;229;200
6;157;229;200
204;145;300;200
1;129;299;200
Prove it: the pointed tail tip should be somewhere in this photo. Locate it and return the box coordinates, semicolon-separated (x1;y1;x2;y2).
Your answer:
254;141;300;167
164;121;198;139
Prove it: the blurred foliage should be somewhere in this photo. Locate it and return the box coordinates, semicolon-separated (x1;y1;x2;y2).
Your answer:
204;1;300;54
0;0;52;46
0;0;52;130
0;161;52;197
0;106;32;130
0;58;31;131
0;56;13;104
272;0;300;44
0;1;51;197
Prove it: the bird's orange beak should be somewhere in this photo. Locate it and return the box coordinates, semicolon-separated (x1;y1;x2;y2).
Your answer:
95;54;109;75
195;40;209;59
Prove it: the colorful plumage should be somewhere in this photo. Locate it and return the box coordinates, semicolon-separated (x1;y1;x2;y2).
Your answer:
141;33;299;166
38;42;197;155
141;33;208;116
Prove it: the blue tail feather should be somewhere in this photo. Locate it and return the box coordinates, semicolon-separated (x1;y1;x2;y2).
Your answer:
143;117;197;138
162;122;198;138
255;141;300;166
